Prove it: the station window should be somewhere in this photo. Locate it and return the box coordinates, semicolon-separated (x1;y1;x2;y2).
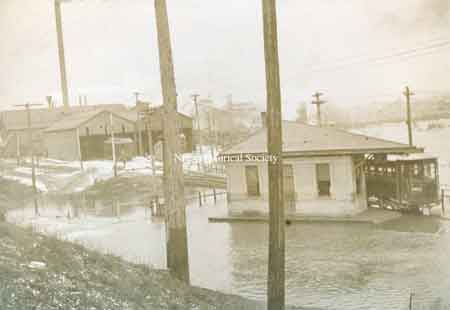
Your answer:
316;163;331;197
245;166;260;197
283;164;295;196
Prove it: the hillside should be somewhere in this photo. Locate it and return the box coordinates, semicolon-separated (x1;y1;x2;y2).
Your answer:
0;221;270;310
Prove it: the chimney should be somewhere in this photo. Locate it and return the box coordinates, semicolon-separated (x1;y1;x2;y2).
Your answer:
261;112;267;128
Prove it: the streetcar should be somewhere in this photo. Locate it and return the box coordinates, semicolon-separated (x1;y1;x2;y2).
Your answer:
365;154;440;213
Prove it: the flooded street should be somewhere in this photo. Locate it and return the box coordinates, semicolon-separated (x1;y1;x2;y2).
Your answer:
7;195;450;310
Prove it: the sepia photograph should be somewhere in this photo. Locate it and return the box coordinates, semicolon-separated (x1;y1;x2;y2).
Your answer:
1;0;450;309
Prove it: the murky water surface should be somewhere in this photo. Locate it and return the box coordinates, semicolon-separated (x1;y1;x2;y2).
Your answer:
8;196;450;310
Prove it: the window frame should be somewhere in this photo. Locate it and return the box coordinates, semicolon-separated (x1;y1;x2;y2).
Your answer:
245;165;261;197
316;163;331;197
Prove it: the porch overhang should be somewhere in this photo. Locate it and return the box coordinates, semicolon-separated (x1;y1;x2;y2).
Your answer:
219;145;423;160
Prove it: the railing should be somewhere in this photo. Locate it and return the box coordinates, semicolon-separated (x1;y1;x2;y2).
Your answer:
183;173;227;189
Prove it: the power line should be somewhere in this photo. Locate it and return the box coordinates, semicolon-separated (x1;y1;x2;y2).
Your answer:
304;39;450;73
302;35;449;70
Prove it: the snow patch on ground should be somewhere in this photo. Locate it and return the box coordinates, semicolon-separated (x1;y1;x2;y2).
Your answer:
1;174;48;192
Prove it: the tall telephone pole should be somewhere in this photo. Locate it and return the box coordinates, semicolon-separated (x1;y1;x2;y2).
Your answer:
15;103;43;216
262;0;285;309
134;91;141;103
207;112;215;160
311;92;326;127
154;0;190;283
134;92;143;155
110;112;117;177
191;93;205;171
403;86;415;146
54;0;69;109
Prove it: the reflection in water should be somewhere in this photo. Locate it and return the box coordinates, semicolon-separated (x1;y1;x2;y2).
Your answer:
8;196;450;310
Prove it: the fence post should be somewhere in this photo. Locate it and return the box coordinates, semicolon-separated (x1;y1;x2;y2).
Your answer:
213;188;217;204
198;192;202;207
442;189;445;216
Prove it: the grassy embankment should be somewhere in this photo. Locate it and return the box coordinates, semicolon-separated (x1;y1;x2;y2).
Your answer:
0;177;310;310
0;221;270;310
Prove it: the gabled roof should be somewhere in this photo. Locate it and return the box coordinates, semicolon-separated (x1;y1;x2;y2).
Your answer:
44;109;135;133
0;104;127;131
122;106;193;130
220;121;422;157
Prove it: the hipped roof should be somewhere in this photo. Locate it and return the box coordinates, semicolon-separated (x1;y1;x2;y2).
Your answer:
220;121;422;157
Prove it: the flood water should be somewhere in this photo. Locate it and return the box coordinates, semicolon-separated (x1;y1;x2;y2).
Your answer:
7;195;450;310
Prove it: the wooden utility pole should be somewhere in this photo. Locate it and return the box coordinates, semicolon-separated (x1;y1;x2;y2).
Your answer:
146;122;156;175
76;128;84;170
16;134;21;165
54;0;69;109
15;103;43;216
207;112;215;161
140;107;157;175
191;93;205;171
109;112;117;177
262;0;285;309
46;96;54;109
134;92;143;155
154;0;190;283
403;86;414;146
311;92;326;127
134;91;141;103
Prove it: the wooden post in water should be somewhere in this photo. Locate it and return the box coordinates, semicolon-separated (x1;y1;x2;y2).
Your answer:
15;103;42;216
261;0;285;309
154;0;190;283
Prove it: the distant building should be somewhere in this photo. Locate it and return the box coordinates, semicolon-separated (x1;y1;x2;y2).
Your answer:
0;104;126;158
0;104;193;161
224;101;261;129
219;121;421;217
185;98;261;148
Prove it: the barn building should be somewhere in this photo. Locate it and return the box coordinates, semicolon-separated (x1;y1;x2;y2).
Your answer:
0;104;193;161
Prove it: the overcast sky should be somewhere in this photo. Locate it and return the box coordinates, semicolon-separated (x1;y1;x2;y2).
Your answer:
0;0;449;117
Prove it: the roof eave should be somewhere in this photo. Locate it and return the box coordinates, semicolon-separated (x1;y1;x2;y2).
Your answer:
219;146;423;158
